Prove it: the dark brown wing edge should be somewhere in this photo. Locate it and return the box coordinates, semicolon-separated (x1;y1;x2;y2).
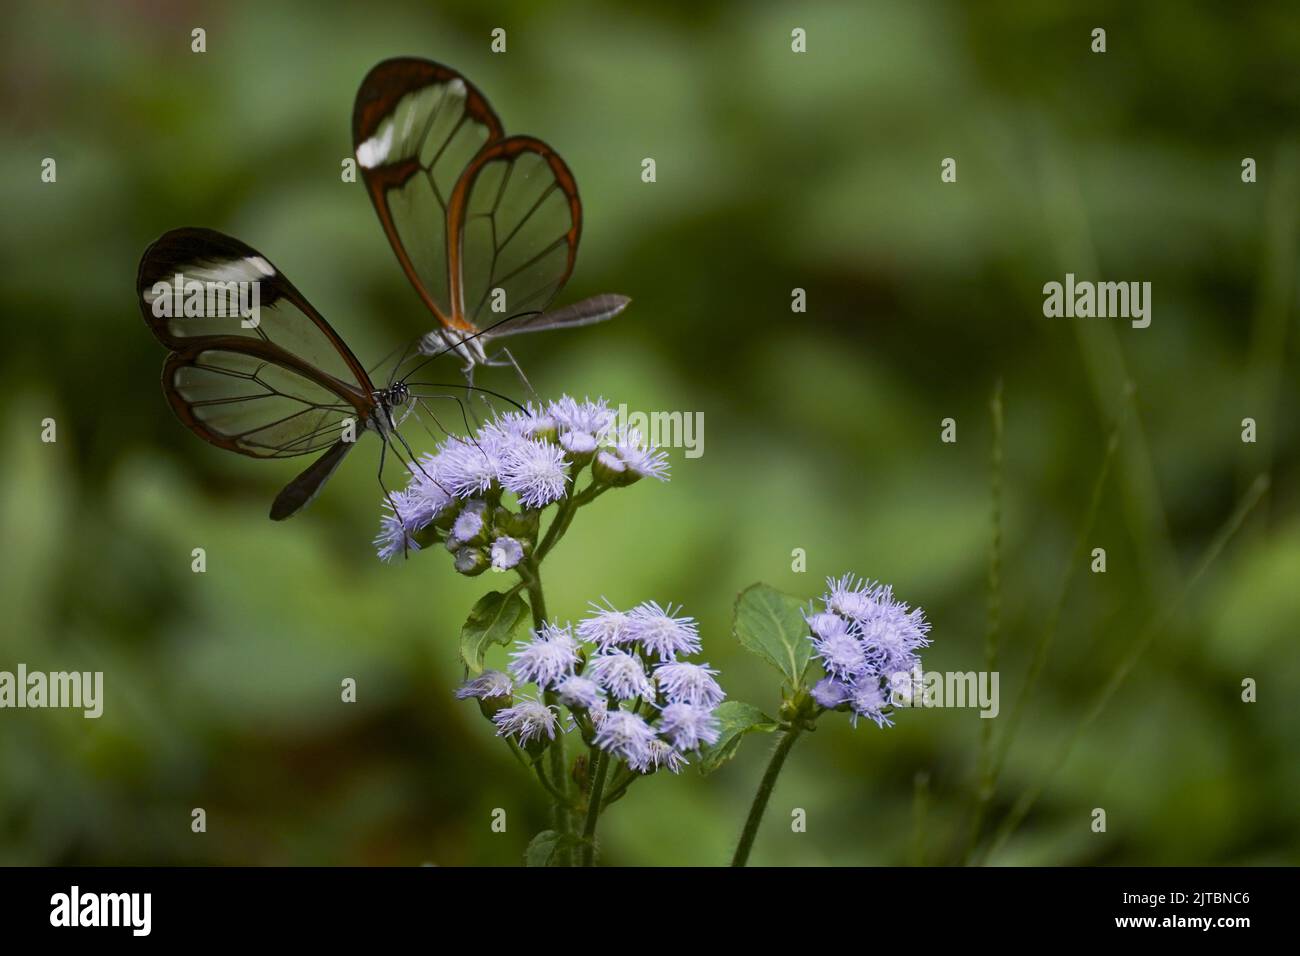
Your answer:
352;58;505;331
270;438;355;520
137;226;376;395
161;337;374;458
446;134;582;331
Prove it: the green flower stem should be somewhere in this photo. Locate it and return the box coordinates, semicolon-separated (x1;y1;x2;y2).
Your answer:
518;560;576;863
600;765;636;809
731;722;805;867
580;750;610;866
532;760;568;804
535;482;608;562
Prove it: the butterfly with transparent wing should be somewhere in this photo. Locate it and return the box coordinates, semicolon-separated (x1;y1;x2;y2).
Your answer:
352;57;630;382
136;227;527;521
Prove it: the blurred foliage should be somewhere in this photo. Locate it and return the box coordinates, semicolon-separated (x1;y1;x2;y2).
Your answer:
1;0;1298;865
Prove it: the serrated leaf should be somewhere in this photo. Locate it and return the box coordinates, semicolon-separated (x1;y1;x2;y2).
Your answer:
733;583;811;690
698;701;778;774
524;828;584;867
525;829;561;867
460;590;530;674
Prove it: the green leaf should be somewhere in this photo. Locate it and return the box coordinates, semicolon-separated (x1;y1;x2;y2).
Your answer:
460;590;530;674
524;829;584;867
733;583;811;689
698;701;778;774
525;829;561;867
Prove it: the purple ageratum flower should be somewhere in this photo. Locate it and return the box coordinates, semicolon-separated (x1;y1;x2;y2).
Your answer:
806;610;851;642
456;669;513;700
490;536;524;571
436;430;514;498
855;587;931;672
809;573;930;729
634;738;690;774
499;438;570;508
559;430;599;455
594;449;626;477
628;601;701;660
810;676;852;710
452;500;487;541
404;456;454;526
555;675;602;710
611;427;670;481
823;573;881;622
575;600;637;651
374;494;422;562
848;680;893;729
548;396;616;439
588;697;609;728
657;702;721;751
509;622;580;689
493;404;556;440
654;661;725;707
812;630;871;683
593;709;657;765
586;650;654;701
493;698;560;746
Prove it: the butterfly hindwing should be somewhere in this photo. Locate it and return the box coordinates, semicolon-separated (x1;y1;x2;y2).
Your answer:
162;344;366;459
448;135;583;331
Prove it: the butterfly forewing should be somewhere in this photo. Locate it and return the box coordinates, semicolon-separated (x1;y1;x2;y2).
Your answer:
451;136;582;329
138;228;377;463
138;227;373;391
353;58;504;329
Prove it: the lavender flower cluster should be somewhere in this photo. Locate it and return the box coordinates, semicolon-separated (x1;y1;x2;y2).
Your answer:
457;601;725;774
806;574;931;728
374;396;669;564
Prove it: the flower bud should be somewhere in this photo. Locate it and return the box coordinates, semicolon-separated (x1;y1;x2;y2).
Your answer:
531;422;559;445
454;546;490;576
521;732;553;760
592;449;639;487
476;692;512;722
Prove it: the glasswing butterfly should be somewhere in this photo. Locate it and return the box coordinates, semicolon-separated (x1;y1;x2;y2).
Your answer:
136;226;520;521
138;58;625;520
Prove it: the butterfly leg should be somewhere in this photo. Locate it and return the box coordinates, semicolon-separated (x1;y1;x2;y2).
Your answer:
390;420;449;498
374;435;407;554
412;394;474;449
483;346;537;399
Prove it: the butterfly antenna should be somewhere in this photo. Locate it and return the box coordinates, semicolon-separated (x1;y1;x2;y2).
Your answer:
367;339;406;379
405;382;528;415
388;341;420;388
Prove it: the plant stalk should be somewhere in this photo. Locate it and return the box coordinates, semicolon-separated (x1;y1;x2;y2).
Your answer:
731;723;804;866
580;750;610;866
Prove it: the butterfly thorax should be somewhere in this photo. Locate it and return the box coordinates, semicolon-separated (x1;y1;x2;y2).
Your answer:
418;326;489;367
368;382;411;436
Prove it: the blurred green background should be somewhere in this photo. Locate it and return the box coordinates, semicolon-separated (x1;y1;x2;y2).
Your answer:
2;0;1298;866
